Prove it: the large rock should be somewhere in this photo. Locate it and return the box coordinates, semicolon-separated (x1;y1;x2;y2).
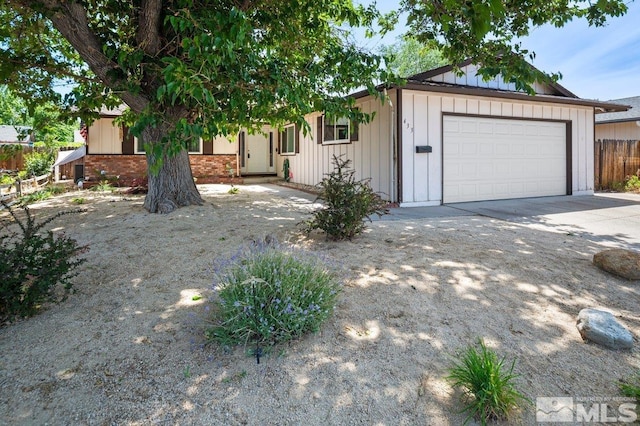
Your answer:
593;249;640;280
576;308;634;350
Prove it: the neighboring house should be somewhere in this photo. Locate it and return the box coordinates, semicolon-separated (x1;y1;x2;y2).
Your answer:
0;125;33;146
595;96;640;140
86;61;626;205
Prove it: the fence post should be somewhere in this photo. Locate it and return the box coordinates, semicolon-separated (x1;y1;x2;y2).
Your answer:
15;178;21;197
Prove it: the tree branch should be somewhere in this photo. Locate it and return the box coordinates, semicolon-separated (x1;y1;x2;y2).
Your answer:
136;0;163;56
29;0;150;113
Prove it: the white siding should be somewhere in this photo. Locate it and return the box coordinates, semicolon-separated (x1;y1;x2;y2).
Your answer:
401;90;595;205
88;118;121;154
212;135;237;154
595;122;640;140
279;91;395;200
425;63;558;95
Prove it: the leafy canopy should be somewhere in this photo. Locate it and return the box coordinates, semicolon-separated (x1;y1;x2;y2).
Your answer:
393;0;628;93
0;0;392;154
380;37;446;78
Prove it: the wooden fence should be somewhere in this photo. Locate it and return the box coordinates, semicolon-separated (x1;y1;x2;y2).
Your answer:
0;145;33;171
595;139;640;190
0;173;51;205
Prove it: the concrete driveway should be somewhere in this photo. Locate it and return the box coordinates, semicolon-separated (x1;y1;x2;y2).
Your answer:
263;184;640;249
382;193;640;249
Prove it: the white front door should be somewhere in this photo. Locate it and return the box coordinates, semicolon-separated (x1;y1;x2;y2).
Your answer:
240;131;276;174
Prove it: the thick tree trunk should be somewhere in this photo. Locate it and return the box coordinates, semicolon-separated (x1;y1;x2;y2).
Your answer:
142;125;203;214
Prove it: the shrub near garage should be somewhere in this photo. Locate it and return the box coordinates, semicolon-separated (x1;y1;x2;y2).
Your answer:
304;155;388;240
206;240;340;353
0;201;87;321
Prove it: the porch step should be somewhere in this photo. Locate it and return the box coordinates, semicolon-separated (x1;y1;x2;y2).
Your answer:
240;176;282;185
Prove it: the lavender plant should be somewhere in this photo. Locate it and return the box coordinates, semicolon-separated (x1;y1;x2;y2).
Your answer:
206;241;341;352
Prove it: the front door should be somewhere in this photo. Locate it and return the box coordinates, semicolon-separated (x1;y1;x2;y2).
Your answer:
240;131;275;174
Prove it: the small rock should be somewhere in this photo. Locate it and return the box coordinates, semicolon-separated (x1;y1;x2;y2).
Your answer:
576;308;633;350
593;249;640;280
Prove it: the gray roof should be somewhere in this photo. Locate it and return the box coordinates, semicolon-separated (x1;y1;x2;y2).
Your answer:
595;96;640;124
0;125;33;144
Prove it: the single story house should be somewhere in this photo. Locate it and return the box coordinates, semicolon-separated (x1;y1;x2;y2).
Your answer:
0;125;33;146
85;61;626;205
595;96;640;140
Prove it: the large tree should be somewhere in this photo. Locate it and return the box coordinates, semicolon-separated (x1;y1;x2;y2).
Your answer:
380;37;445;78
0;0;388;212
396;0;628;93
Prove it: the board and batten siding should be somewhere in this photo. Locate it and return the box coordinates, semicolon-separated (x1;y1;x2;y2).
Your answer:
281;90;396;200
401;90;595;205
595;122;640;141
88;118;122;154
426;63;558;95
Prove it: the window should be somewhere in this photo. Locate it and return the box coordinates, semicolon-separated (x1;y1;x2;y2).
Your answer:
185;138;201;154
135;137;201;154
280;124;297;155
135;136;145;154
318;113;359;145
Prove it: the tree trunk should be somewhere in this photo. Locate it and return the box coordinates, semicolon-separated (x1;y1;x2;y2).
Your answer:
142;125;203;214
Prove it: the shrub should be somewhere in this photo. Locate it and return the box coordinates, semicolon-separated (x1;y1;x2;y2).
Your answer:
303;155;388;240
24;150;53;177
446;339;528;425
206;240;341;352
18;185;66;205
0;174;15;185
619;371;640;402
625;175;640;192
0;201;87;321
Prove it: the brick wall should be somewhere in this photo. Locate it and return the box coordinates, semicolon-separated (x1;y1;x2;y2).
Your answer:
84;154;242;184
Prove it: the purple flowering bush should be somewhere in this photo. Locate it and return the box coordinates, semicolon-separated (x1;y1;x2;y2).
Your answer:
206;242;341;348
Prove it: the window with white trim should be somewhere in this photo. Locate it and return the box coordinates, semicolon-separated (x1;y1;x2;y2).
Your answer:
280;124;296;155
323;114;350;144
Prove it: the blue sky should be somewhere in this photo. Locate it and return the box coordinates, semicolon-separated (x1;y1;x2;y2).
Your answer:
354;0;640;101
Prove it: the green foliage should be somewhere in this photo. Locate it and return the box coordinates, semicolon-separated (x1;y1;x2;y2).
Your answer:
619;371;640;402
227;185;239;195
18;185;65;205
304;155;389;240
624;175;640;192
0;201;87;321
71;197;86;205
91;181;115;192
398;0;628;93
0;174;15;185
446;339;528;425
23;150;53;177
380;36;446;77
207;241;341;349
0;86;27;125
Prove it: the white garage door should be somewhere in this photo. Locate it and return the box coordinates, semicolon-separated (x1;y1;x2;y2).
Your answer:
443;115;567;203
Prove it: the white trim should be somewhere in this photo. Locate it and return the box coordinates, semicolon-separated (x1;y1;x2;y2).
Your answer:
280;124;296;155
134;137;203;154
399;200;442;207
322;115;351;145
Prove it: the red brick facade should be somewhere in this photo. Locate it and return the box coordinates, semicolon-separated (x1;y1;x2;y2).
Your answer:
84;154;242;185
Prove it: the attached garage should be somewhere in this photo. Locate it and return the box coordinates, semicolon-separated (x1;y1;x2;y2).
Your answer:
442;115;569;203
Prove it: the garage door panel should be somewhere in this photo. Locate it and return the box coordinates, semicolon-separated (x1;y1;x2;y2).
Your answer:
443;116;567;203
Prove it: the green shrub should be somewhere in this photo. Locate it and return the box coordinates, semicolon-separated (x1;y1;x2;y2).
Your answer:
23;150;53;177
303;155;388;240
446;339;528;425
18;185;65;205
91;180;115;192
0;201;87;321
0;174;15;185
619;371;640;402
625;175;640;192
206;241;341;351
